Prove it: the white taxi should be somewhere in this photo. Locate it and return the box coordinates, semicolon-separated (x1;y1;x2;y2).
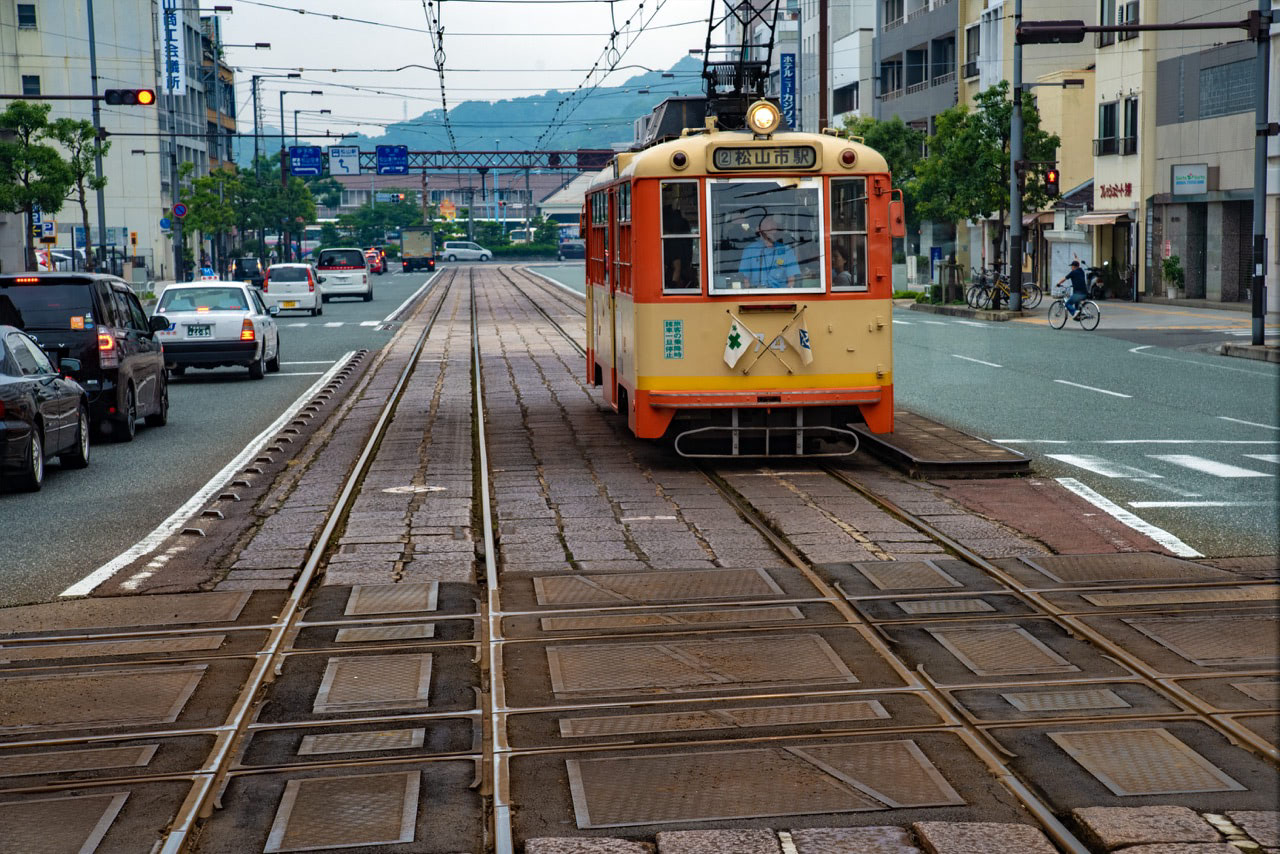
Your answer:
155;281;281;380
263;263;322;316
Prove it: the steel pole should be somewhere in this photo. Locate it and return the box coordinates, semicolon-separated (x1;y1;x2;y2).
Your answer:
1252;0;1272;345
251;76;260;172
818;0;828;129
86;0;108;272
278;90;288;262
1008;0;1024;311
169;91;183;282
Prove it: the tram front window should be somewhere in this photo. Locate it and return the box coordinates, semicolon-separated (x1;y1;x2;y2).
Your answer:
709;178;824;293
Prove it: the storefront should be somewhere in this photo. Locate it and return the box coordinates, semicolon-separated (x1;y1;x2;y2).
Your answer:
1075;209;1136;299
1150;164;1255;303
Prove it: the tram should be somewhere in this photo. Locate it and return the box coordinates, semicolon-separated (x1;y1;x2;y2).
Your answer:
582;97;904;456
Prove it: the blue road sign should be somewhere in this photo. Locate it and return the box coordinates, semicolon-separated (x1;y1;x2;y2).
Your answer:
160;217;172;230
289;145;324;176
376;145;409;175
172;203;188;218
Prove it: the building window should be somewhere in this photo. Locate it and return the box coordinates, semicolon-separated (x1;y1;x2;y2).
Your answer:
16;3;36;28
1117;0;1139;41
1199;60;1254;119
883;0;904;26
1097;0;1116;47
1095;101;1118;155
963;25;980;78
1121;97;1138;155
21;75;40;96
834;82;858;115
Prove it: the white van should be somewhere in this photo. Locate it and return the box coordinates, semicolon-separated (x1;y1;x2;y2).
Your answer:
441;241;492;262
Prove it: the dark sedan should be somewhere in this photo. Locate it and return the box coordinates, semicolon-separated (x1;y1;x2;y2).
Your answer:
557;240;585;260
0;325;90;490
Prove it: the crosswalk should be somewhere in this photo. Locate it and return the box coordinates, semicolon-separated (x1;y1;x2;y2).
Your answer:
282;320;384;328
1044;450;1277;482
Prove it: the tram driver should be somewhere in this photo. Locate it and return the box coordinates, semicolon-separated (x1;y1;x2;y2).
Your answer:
738;215;800;289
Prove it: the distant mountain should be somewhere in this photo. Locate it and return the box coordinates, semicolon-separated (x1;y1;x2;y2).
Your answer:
235;56;701;167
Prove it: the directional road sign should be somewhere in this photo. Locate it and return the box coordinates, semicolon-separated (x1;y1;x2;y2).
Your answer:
289;145;324;177
30;204;41;225
328;145;359;176
376;145;409;175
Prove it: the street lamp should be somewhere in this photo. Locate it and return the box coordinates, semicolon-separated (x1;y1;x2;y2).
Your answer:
293;108;332;146
277;89;323;262
249;73;301;172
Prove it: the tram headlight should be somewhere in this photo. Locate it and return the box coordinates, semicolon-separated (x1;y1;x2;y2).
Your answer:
746;100;781;136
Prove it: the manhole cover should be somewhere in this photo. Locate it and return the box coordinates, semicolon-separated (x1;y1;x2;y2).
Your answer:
265;771;419;852
0;665;206;732
1123;615;1279;667
0;745;156;779
0;792;127;852
1047;727;1246;796
313;654;433;714
546;634;858;697
566;740;963;828
344;583;438;616
559;699;889;738
926;624;1080;676
381;485;447;494
539;606;804;632
855;561;963;591
533;568;785;606
1001;688;1131;713
297;728;426;756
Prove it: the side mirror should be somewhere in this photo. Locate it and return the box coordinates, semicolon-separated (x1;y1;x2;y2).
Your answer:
149;314;170;333
268;304;280;316
317;276;326;284
60;358;82;373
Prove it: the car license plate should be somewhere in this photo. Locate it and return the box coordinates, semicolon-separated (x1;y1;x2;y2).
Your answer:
282;301;298;308
186;324;211;338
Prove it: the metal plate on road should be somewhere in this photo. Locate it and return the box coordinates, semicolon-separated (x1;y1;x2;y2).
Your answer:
312;653;433;714
300;583;477;623
818;559;1006;599
292;616;473;650
1047;727;1246;796
504;566;822;611
345;582;439;616
1168;676;1280;713
264;771;420;852
948;682;1180;724
0;735;213;791
851;593;1036;624
0;590;254;638
997;553;1234;588
925;624;1080;677
503;601;846;640
1042;584;1280;614
239;719;476;767
0;782;190;852
1082;611;1280;675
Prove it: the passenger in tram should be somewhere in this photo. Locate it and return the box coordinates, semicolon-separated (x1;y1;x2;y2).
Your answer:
831;244;853;289
738;215;800;289
662;189;696;289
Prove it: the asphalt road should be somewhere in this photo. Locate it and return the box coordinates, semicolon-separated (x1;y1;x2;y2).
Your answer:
894;302;1279;558
0;269;439;607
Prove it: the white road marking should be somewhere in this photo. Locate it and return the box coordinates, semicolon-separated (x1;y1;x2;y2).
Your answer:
1129;501;1271;508
381;270;440;324
892;320;913;325
1128;344;1274;376
284;322;310;327
360;320;381;327
1053;380;1132;398
1218;416;1280;431
1046;454;1162;479
60;352;357;597
1244;454;1280;464
1055;477;1202;558
953;320;987;327
1147;454;1274;478
273;371;326;376
281;360;334;365
620;515;679;522
952;354;1003;368
997;439;1276;445
919;320;947;326
323;322;344;328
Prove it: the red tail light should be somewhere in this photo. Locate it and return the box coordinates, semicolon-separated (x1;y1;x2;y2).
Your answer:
240;318;255;341
0;399;6;418
308;275;314;293
261;272;268;293
98;328;118;367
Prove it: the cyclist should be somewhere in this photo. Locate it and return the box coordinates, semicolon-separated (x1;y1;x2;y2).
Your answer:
1055;260;1089;317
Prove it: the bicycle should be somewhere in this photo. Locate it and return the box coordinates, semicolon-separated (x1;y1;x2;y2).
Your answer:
968;269;1043;310
1048;296;1100;330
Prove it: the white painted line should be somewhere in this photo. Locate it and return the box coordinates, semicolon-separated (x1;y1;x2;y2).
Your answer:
1147;454;1274;478
281;360;334;365
996;439;1276;445
521;266;587;301
1046;454;1162;479
273;371;326;376
1129;501;1270;508
284;322;309;327
60;351;357;597
382;270;441;324
919;320;947;326
323;322;344;328
620;515;679;522
359;320;381;327
952;354;1003;368
953;320;987;327
1053;380;1132;398
1128;344;1274;376
1055;477;1202;558
1244;454;1280;464
891;320;913;325
1218;416;1280;431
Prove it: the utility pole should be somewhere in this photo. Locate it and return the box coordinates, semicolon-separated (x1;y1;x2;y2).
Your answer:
1251;0;1272;346
251;76;260;172
85;0;108;272
818;0;828;129
169;89;183;282
1007;0;1025;311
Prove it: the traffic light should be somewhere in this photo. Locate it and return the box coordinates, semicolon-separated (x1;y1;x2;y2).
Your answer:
104;89;156;106
1016;20;1086;44
1045;167;1061;197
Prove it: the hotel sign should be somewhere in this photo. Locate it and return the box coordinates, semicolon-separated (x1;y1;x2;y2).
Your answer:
1172;163;1209;196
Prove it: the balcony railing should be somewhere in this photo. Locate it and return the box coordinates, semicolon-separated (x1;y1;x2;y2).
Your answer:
932;70;956;86
884;16;904;31
906;80;929;95
1119;136;1138;155
906;5;928;22
1093;137;1119;156
881;88;904;102
962;61;979;79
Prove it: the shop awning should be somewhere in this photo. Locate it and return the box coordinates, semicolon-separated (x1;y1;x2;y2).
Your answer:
1022;212;1054;226
1073;211;1132;226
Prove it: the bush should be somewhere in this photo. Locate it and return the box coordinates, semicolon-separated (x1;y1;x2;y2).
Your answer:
490;243;559;258
892;289;918;299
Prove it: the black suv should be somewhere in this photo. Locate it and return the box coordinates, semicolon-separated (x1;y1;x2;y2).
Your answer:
231;257;265;289
0;273;169;440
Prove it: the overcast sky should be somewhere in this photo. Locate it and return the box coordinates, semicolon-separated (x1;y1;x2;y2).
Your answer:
213;0;710;144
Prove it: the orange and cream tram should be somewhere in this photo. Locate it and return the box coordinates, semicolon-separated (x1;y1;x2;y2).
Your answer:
583;98;905;456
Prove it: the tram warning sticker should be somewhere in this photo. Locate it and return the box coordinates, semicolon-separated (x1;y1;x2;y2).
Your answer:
663;319;684;359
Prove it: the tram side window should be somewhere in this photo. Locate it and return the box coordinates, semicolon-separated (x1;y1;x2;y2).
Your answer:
830;178;869;292
708;178;824;293
661;181;700;293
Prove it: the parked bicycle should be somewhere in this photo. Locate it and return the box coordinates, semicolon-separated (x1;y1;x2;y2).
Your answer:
966;267;1042;310
1048;294;1100;329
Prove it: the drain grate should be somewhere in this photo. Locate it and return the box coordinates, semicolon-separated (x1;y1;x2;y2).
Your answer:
297;728;426;756
1001;688;1131;713
344;583;439;616
539;606;804;632
264;771;420;852
0;591;250;636
1123;615;1279;667
0;635;224;663
0;665;206;732
559;700;889;738
926;625;1079;676
855;561;963;591
1047;727;1246;796
533;568;785;606
896;599;996;616
1017;554;1231;585
313;654;433;714
1232;681;1280;703
1081;586;1279;608
566;740;963;828
546;634;858;697
333;624;435;643
0;792;127;852
0;745;157;779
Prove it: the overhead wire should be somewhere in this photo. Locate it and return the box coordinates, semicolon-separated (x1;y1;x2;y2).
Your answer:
422;0;459;152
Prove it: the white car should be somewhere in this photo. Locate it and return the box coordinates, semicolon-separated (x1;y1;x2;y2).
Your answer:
154;281;281;380
315;248;372;302
441;241;492;262
263;263;322;316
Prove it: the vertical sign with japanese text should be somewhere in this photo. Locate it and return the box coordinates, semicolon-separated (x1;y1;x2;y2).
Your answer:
161;0;186;95
779;53;797;131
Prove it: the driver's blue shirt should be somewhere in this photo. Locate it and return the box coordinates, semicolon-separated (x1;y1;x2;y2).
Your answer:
739;240;800;288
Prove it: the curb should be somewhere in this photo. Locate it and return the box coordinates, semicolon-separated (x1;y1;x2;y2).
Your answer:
907;301;1023;322
1218;342;1280;363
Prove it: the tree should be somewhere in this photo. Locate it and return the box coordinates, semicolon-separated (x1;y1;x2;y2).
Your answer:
0;102;73;270
912;81;1060;270
532;215;559;245
179;164;240;271
843;115;925;218
306;176;343;210
336;198;420;247
50;118;109;271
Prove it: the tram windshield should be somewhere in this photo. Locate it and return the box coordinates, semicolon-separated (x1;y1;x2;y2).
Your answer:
708;178;824;294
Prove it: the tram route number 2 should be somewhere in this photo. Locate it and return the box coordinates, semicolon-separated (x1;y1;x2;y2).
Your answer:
664;320;684;360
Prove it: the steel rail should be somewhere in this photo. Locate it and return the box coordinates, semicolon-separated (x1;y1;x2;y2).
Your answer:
820;464;1280;765
497;267;587;357
158;271;454;853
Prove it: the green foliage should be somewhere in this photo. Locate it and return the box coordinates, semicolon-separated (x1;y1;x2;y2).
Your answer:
531;214;559;245
490;243;558;258
843;115;925;225
472;220;509;247
49;117;109;271
1161;255;1185;288
306;176;343;209
179;165;239;241
912;81;1060;225
0;101;73;268
892;289;918;299
337;198;421;246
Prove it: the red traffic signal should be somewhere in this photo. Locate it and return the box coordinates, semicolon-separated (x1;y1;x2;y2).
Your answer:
1045;168;1061;197
104;89;156;106
1016;20;1086;44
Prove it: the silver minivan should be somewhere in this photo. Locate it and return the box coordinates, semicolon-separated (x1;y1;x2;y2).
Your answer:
441;241;491;262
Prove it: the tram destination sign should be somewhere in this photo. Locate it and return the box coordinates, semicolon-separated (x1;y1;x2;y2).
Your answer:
711;145;817;171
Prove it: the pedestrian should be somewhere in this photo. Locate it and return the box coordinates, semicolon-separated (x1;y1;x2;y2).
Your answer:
1055;260;1089;316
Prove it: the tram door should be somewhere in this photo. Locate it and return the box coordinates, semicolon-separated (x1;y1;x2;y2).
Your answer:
607;188;620;408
